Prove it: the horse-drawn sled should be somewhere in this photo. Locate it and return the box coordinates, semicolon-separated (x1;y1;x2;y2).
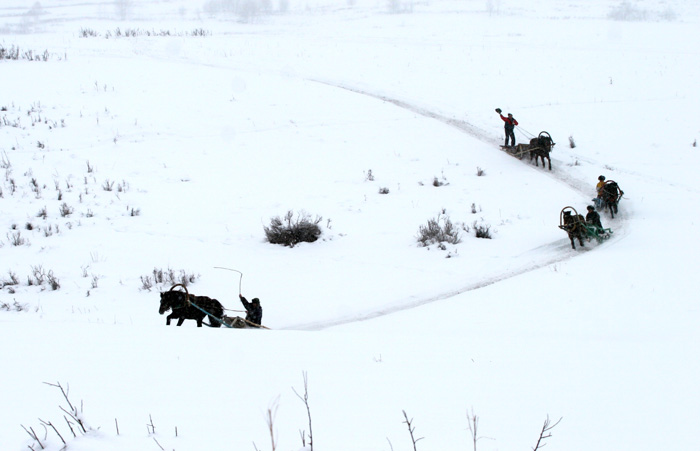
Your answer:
558;206;612;249
158;283;268;329
597;180;624;218
500;131;555;170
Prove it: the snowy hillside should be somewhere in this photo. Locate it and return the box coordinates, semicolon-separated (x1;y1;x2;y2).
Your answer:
1;1;699;450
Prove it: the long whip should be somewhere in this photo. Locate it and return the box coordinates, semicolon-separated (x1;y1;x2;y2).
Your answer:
214;267;243;295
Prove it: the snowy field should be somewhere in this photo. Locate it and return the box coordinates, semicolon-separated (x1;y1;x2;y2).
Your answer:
1;0;699;450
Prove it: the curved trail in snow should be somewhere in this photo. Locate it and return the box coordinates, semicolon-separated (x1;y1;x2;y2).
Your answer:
285;81;629;331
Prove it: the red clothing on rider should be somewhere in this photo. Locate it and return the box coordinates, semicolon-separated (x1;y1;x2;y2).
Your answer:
500;114;518;126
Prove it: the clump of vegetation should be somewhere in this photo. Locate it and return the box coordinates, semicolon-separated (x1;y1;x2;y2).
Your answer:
7;231;27;246
1;300;27;311
264;210;323;247
416;211;461;247
81;27;213;39
568;136;576;148
608;1;676;21
473;220;492;239
0;45;57;61
59;203;74;217
432;176;447;187
378;187;390;194
22;265;61;290
476;166;486;176
140;267;200;291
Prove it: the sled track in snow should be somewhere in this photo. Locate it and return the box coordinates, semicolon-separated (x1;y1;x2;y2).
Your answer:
285;81;628;331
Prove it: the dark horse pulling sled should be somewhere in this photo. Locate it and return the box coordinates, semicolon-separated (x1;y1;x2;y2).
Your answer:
501;131;555;170
558;206;612;250
599;180;624;219
158;284;266;329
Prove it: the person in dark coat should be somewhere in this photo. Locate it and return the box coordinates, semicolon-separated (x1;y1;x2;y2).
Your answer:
496;108;518;147
586;205;603;230
239;294;263;327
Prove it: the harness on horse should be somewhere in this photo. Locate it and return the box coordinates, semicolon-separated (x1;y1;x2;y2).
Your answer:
168;284;234;328
167;284;269;330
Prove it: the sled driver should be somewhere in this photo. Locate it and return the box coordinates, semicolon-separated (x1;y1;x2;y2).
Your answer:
496;108;518;147
586;205;603;230
594;175;606;209
239;294;263;327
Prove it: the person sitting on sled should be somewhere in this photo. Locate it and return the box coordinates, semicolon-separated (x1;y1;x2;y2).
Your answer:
593;175;606;209
239;294;263;327
585;205;603;231
496;108;518;147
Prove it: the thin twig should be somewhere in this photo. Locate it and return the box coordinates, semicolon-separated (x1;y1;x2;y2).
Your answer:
153;437;165;450
59;405;85;433
20;425;44;450
292;371;313;451
265;397;279;451
466;408;480;451
63;415;77;437
38;419;65;445
147;414;156;435
402;410;424;451
532;415;563;451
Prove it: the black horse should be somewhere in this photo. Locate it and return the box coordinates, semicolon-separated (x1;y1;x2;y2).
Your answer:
159;285;224;327
529;131;554;170
560;210;586;249
600;180;624;218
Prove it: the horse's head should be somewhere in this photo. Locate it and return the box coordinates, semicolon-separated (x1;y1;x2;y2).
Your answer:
540;136;553;151
159;290;186;314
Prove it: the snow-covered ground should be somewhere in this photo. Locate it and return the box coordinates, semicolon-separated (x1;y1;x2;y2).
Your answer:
1;1;699;450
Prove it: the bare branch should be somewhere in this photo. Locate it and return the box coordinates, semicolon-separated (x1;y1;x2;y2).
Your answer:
59;405;86;433
153;437;165;450
265;397;279;451
63;415;77;437
402;410;424;451
147;414;156;435
20;425;44;450
466;408;481;451
292;371;313;451
532;415;563;451
38;419;65;445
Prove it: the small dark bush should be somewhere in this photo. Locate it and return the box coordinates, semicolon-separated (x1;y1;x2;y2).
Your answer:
1;271;19;287
59;203;73;217
8;231;26;246
1;300;27;311
417;212;461;247
47;271;60;290
473;221;492;239
569;136;576;148
264;210;322;247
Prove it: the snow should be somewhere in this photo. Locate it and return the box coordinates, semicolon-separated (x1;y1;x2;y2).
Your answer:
1;0;699;450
